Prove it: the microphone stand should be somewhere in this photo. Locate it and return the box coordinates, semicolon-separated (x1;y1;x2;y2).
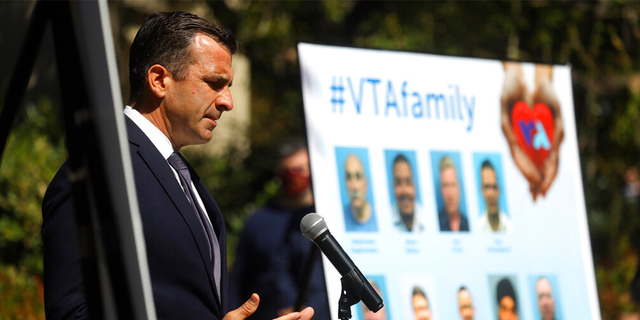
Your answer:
337;269;367;320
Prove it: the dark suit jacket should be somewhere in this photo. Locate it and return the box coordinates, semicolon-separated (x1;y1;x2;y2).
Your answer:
229;204;330;320
437;209;470;232
42;117;228;320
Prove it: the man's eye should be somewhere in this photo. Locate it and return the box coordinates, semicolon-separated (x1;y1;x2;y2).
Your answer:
207;81;225;89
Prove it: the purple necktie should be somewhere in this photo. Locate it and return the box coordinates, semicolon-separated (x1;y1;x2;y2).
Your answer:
167;152;221;300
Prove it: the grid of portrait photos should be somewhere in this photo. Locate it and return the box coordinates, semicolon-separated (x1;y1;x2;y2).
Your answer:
335;146;563;320
299;42;599;320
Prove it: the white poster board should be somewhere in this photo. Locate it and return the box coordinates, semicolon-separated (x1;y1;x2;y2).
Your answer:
299;43;600;320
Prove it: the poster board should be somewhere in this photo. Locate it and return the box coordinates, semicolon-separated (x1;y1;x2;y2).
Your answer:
299;43;600;320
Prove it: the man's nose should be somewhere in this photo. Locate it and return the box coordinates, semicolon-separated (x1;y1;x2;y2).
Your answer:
216;88;234;111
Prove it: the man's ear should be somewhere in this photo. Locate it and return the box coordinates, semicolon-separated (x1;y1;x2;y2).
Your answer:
147;64;171;98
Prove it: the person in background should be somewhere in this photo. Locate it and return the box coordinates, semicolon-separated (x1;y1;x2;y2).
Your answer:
230;139;330;319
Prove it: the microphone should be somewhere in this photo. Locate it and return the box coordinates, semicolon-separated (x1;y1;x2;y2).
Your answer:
300;212;383;313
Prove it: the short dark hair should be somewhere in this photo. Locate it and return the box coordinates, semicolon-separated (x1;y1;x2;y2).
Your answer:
481;159;495;172
278;138;308;160
393;154;410;168
128;11;237;103
411;286;427;299
496;278;517;312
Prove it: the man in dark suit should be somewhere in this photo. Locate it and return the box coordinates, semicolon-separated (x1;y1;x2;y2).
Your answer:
41;11;314;320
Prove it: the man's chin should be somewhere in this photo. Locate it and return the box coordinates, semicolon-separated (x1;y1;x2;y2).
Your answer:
350;200;364;209
400;210;414;217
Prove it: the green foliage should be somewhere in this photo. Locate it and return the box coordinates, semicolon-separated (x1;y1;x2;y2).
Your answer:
0;264;44;320
0;94;64;319
0;97;65;274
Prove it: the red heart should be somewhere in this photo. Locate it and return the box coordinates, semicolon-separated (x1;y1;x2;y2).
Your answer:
511;101;555;170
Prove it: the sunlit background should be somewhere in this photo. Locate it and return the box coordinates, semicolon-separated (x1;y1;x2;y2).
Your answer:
2;1;640;319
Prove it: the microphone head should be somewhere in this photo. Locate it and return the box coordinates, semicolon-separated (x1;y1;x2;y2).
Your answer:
300;212;328;241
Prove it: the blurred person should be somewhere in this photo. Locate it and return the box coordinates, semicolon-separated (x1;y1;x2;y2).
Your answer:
535;277;556;320
412;286;431;320
437;156;469;232
500;62;564;201
496;278;518;320
392;154;424;232
458;286;474;320
477;160;512;232
344;153;377;231
230;139;330;320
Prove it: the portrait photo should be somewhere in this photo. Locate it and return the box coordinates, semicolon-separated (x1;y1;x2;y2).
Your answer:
529;274;563;320
335;146;378;232
430;151;469;232
399;274;438;320
385;149;424;233
488;275;522;320
472;153;512;233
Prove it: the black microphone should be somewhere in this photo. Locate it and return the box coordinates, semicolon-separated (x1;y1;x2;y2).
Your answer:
300;212;383;313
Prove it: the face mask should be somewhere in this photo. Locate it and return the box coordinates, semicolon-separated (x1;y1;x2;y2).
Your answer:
280;169;311;197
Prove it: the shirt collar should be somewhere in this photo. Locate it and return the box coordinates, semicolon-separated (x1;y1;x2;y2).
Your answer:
124;106;175;160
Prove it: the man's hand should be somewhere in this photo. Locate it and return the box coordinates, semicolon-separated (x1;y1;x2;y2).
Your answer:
223;294;315;320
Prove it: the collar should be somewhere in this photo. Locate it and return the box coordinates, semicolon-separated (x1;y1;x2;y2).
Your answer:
124;106;176;160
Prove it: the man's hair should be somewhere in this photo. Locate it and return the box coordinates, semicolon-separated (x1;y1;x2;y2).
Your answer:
393;154;410;168
459;286;469;294
278;138;308;160
128;11;238;103
496;278;517;312
439;155;455;173
412;285;427;299
412;285;430;306
481;159;495;172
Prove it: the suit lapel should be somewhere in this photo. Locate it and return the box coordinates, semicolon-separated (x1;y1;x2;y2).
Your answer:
125;118;220;310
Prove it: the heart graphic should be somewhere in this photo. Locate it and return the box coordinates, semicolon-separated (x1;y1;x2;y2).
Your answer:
511;101;555;170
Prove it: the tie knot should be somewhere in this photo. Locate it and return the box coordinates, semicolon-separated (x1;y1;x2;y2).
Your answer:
168;152;189;173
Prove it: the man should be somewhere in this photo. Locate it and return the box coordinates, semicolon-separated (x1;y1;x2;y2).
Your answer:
457;286;474;320
230;140;330;319
411;286;431;320
496;278;518;320
392;154;424;232
41;12;313;320
343;153;377;231
535;277;556;320
477;160;513;232
437;156;469;232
